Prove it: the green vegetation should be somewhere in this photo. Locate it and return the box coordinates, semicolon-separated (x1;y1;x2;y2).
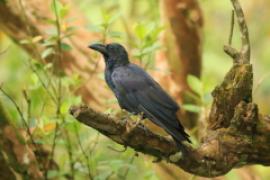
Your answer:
0;0;270;179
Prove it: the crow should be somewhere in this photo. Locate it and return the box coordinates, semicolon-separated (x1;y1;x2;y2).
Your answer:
89;43;191;151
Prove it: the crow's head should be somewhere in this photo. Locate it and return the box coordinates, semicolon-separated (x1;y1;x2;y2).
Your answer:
89;43;129;66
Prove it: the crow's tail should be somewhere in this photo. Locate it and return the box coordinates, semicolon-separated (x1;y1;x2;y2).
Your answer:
172;136;189;154
166;125;190;154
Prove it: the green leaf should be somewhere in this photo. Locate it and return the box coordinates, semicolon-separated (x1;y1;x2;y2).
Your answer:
225;171;239;180
31;73;39;85
88;24;103;32
64;26;78;37
60;42;72;51
41;48;54;59
60;99;70;114
42;40;55;47
44;63;53;70
147;24;164;40
187;75;203;96
108;13;120;24
108;31;123;38
141;43;161;55
32;36;43;43
51;0;63;19
66;26;77;33
60;5;69;18
19;39;31;45
102;12;111;24
44;18;56;25
47;170;60;179
182;104;201;113
33;62;44;70
94;170;113;180
134;23;146;40
45;27;58;36
29;73;41;90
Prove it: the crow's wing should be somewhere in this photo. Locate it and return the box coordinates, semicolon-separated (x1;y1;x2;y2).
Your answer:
111;64;190;142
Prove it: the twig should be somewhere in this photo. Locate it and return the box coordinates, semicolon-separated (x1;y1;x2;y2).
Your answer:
231;0;250;62
64;128;75;180
0;85;46;172
90;132;100;156
74;124;93;180
121;153;136;180
228;10;235;45
45;1;64;178
223;45;240;61
225;0;251;63
22;89;31;122
26;59;58;104
18;0;58;104
0;86;35;146
52;0;63;117
45;122;59;180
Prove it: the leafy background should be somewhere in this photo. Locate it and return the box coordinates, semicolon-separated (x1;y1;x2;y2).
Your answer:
0;0;270;179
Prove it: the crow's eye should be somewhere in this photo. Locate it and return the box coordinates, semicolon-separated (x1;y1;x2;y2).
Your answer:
106;45;113;50
107;46;117;54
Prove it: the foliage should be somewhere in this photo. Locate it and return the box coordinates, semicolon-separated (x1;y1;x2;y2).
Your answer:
1;0;270;179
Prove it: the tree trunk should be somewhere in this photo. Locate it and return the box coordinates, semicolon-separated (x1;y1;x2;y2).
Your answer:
157;0;203;129
154;0;203;178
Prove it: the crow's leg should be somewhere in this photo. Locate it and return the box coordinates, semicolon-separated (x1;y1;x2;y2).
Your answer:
126;113;145;133
134;113;145;126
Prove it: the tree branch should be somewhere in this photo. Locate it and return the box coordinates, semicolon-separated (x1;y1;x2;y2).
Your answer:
70;102;270;177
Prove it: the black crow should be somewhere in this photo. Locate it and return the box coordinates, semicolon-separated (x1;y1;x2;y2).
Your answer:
89;43;191;151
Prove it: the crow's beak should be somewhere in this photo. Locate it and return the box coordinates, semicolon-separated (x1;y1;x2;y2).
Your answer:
88;43;108;56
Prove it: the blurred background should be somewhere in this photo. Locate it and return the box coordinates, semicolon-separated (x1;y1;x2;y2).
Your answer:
0;0;270;179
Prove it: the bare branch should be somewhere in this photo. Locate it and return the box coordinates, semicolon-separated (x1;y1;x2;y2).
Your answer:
230;0;250;62
70;103;270;177
224;0;251;63
228;10;235;45
223;45;240;61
